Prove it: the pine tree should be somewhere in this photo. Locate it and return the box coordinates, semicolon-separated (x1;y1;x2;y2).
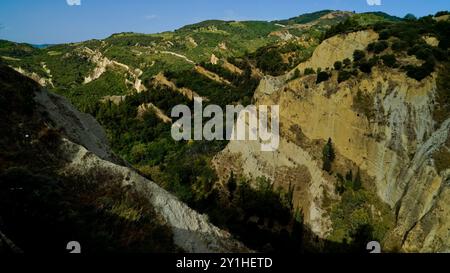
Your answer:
354;168;362;191
322;138;336;173
227;171;237;201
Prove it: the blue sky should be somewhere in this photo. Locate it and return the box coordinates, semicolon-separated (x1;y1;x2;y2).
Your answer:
0;0;449;44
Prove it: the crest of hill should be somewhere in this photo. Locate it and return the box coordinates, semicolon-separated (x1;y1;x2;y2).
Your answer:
273;10;336;25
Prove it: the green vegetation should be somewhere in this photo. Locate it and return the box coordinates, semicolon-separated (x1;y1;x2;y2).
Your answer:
251;46;287;76
316;71;331;84
61;70;129;112
371;15;450;81
367;40;389;54
329;179;394;246
3;10;449;253
435;11;450;17
353;50;366;62
380;54;398;68
274;10;334;25
204;176;303;252
304;67;315;75
433;62;450;126
336;170;362;194
334;61;343;70
322;138;336;173
353;89;375;120
166;66;258;107
324;12;400;39
433;145;450;174
337;70;354;83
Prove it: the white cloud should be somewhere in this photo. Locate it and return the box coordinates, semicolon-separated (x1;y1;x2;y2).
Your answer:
367;0;382;6
67;0;81;6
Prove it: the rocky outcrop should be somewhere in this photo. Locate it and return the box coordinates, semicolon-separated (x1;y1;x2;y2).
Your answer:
195;65;232;85
34;89;117;163
160;51;196;64
151;72;205;101
137;103;172;123
215;30;450;252
80;47;146;92
59;138;247;253
290;30;379;77
13;67;54;87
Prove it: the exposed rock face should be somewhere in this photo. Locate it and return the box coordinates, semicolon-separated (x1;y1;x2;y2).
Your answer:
269;30;294;41
290;30;379;76
215;30;450;252
210;54;219;65
80;47;146;92
13;67;53;87
33;88;248;253
195;65;232;85
222;59;243;75
187;37;198;48
59;139;247;253
151;72;204;101
423;35;440;47
160;51;196;64
137;103;172;123
34;89;117;163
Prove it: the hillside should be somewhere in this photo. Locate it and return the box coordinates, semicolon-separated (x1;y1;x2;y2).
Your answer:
0;64;247;253
215;14;450;252
1;10;449;253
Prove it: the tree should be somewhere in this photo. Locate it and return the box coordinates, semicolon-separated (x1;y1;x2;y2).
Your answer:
345;169;353;182
304;67;315;75
322;138;336;173
338;70;352;83
316;71;330;84
381;54;398;68
227;171;237;201
334;61;343;70
290;68;301;81
354;169;362;191
404;13;417;21
372;41;389;54
353;50;366;62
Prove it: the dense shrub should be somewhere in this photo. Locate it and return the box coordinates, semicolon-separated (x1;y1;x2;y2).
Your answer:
304;67;315;75
378;30;391;40
353;50;366;62
405;58;435;81
357;57;378;74
381;54;398;68
391;40;408;52
316;71;331;84
435;11;450;17
322;138;336;173
334;61;343;70
338;70;353;83
368;41;389;54
408;44;434;60
252;46;287;76
325;18;364;39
